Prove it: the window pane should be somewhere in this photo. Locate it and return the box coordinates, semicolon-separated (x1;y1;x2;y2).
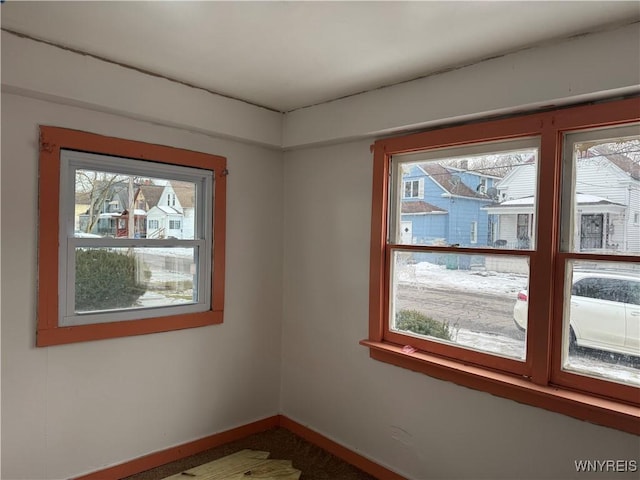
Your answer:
562;129;640;255
73;247;197;317
562;260;640;386
390;251;529;360
75;169;197;240
393;145;538;249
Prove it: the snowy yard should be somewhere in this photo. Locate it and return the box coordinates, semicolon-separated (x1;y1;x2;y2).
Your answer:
397;260;528;296
394;261;640;386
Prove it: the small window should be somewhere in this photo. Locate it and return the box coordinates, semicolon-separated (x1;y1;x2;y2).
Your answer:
470;221;478;244
403;179;422;199
169;220;182;230
37;126;227;346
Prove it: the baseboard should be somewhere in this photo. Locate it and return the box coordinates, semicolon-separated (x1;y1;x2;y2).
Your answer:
74;414;407;480
74;416;280;480
279;416;407;480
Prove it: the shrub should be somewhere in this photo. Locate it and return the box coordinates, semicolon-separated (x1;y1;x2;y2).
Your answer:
395;309;452;341
75;249;147;311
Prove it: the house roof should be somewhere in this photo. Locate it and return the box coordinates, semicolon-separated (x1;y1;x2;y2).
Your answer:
170;181;195;208
148;205;182;215
401;200;446;214
488;194;625;208
420;163;488;199
137;184;164;208
591;147;640;181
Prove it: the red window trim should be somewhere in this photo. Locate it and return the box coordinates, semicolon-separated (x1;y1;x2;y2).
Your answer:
37;126;227;346
363;97;640;434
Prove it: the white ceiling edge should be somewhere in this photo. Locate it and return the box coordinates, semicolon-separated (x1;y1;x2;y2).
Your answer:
1;31;284;149
282;22;640;150
3;24;638;152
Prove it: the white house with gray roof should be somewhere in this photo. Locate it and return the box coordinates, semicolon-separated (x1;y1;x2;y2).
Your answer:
485;152;639;253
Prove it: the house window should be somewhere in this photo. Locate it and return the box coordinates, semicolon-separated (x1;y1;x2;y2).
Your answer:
148;219;159;230
364;98;639;435
403;179;422;198
470;221;478;244
169;220;181;230
37;126;227;346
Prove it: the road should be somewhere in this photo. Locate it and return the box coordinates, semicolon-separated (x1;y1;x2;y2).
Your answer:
394;281;639;375
395;282;521;339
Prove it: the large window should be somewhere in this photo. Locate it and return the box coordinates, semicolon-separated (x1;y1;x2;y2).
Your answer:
37;126;227;346
363;98;639;434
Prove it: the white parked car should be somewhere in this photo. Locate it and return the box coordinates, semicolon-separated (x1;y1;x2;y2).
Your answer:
513;271;640;357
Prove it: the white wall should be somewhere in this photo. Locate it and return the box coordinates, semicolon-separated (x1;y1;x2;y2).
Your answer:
0;93;284;479
281;22;640;480
281;139;639;480
1;31;283;149
2;19;639;480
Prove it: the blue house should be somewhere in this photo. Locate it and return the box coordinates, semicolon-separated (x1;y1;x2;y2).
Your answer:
400;163;498;250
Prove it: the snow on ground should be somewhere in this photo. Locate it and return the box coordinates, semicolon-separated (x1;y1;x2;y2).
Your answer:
396;261;639;385
566;355;640;386
134;247;194;258
397;261;527;296
454;329;525;360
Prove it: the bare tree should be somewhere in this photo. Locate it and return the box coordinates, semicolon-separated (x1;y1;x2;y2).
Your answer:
75;170;127;234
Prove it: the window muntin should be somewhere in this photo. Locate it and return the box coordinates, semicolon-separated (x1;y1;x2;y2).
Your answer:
403;179;423;199
385;138;539;371
366;98;640;433
37;126;226;346
61;150;212;327
556;124;640;390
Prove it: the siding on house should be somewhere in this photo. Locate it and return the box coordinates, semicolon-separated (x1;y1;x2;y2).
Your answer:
496;162;536;201
628;187;640;252
492;155;640;253
401;164;494;247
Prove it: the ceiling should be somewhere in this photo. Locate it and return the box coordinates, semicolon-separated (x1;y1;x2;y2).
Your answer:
2;1;639;113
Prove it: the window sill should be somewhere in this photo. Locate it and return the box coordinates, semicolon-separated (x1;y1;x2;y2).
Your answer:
37;310;223;347
360;340;640;435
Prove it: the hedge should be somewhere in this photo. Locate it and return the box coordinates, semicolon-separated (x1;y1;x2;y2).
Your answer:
75;249;147;311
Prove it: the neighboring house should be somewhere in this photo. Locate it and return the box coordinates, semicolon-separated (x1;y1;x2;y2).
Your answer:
144;181;195;239
146;205;184;239
485;151;640;253
400;163;499;248
170;180;196;239
135;183;164;212
77;181;128;236
78;181;149;238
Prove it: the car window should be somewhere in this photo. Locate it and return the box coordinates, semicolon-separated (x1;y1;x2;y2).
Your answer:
622;280;640;306
572;278;601;299
572;277;630;303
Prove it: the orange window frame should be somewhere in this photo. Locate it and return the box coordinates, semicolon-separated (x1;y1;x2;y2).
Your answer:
37;126;227;346
362;97;640;434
